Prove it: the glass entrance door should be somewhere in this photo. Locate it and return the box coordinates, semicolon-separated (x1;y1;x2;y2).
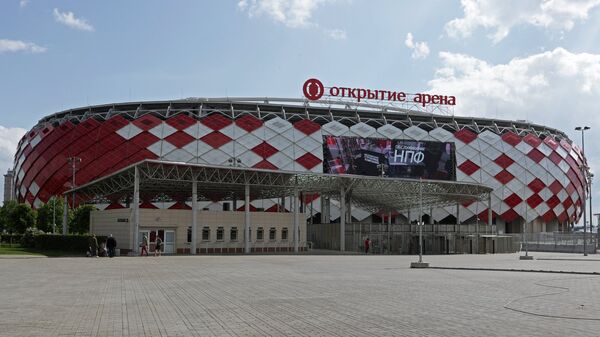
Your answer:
164;230;175;254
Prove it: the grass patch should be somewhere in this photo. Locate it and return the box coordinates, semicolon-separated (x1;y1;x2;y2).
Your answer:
0;244;83;257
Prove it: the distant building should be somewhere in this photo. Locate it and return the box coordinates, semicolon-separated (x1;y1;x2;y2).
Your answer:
3;170;14;204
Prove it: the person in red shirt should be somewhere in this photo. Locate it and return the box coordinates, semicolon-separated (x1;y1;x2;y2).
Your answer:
364;237;370;254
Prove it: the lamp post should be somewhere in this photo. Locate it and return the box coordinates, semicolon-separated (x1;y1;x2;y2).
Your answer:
411;178;429;268
67;157;81;210
589;173;594;250
575;126;590;256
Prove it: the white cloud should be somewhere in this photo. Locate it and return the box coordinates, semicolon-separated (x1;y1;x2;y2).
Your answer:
404;32;430;59
19;0;29;8
53;8;94;32
238;0;331;28
445;0;600;43
327;28;347;40
0;39;46;53
0;126;27;202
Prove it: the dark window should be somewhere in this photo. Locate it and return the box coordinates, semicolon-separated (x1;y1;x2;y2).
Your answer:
281;228;288;241
216;227;224;241
230;227;238;241
187;227;192;243
202;227;210;241
269;227;276;241
257;227;264;241
248;228;252;242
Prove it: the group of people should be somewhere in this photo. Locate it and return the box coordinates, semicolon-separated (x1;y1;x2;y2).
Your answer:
139;234;163;257
88;234;163;257
87;234;117;258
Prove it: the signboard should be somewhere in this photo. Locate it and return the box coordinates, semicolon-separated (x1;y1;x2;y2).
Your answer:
323;135;456;181
303;78;456;107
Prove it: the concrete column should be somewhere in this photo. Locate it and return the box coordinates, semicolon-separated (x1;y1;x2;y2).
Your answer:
244;184;251;254
340;187;346;252
294;189;299;253
488;193;493;231
132;166;140;254
62;194;68;235
191;180;197;255
456;203;460;234
321;197;330;224
346;190;352;224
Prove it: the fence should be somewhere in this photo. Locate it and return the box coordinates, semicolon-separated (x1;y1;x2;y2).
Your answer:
507;232;597;254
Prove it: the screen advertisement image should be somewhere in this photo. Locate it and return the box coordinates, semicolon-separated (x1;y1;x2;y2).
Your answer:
323;135;456;181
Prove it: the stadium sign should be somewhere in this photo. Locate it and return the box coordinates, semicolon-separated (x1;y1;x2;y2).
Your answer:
303;78;456;107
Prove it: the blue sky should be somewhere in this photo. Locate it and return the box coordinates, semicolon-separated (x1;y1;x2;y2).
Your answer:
2;0;600;222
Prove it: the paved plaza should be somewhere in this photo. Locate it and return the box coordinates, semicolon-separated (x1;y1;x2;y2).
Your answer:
1;252;599;337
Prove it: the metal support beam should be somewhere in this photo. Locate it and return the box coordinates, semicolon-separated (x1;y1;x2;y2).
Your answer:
62;194;68;235
340;187;346;252
191;180;198;255
294;188;299;253
244;184;251;254
488;193;493;230
132;166;140;254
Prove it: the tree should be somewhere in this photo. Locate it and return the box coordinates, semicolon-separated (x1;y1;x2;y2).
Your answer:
0;200;18;233
36;197;64;233
69;205;96;234
9;203;36;234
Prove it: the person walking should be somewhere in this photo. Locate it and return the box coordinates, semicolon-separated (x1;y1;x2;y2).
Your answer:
154;236;162;257
106;234;117;258
140;234;148;256
89;234;98;257
364;237;370;254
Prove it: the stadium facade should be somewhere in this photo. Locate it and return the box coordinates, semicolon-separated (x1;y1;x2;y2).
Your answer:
11;91;589;253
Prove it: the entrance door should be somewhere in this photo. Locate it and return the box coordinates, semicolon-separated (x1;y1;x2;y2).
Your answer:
164;230;175;254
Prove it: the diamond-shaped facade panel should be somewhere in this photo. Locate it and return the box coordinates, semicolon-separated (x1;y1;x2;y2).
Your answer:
295;152;322;170
200;132;232;149
457;160;480;176
201;114;232;131
454;128;478;144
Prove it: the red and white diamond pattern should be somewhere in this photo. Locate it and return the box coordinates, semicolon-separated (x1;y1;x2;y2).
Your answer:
13;113;586;227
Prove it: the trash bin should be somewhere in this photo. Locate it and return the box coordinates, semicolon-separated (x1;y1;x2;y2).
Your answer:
115;248;120;257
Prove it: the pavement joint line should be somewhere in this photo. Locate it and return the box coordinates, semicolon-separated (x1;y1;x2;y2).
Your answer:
426;266;600;275
535;258;600;261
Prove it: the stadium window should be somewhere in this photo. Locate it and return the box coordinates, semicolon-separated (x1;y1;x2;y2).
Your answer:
230;227;238;241
269;227;276;241
216;227;224;241
257;227;264;241
187;226;192;243
281;227;288;241
248;228;252;242
202;227;210;241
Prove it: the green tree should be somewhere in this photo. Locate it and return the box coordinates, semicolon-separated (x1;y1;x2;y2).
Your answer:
36;197;64;233
0;200;18;233
9;203;36;234
69;205;96;234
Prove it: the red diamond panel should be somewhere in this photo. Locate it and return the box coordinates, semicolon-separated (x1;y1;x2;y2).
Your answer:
542;210;556;223
294;119;321;135
478;209;497;222
458;160;480;176
566;183;576;195
253;160;278;170
235;115;263;132
140;201;158;209
501;132;521;146
132;115;161;131
527;194;543;208
549;151;562;165
495;170;515;184
201;114;232;131
559;139;572;152
462;200;475;208
454;128;478;144
523;134;542;148
527;148;545;163
296;152;322;170
200;131;232;149
504;193;523;208
548;180;563;195
528;178;545;193
252;142;278;158
494;154;514;169
131;132;160;148
169;201;192;210
546;195;560;209
544;136;559;150
165;131;195;148
501;209;520;222
166;114;196;130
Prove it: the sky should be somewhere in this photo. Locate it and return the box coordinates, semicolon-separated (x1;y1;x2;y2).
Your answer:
2;0;600;224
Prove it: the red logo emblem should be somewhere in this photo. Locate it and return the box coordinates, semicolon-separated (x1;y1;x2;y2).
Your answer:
303;78;324;101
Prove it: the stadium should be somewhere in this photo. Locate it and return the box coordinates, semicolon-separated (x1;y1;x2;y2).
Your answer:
9;81;590;255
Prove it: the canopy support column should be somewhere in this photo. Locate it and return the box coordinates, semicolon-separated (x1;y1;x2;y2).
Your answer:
244;184;251;254
191;180;197;255
62;194;68;235
340;187;346;252
132;166;140;254
294;188;299;253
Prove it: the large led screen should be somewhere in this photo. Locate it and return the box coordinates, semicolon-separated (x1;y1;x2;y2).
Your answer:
323;135;456;181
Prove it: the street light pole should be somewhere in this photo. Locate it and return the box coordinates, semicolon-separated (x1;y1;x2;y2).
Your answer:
67;157;81;210
575;126;590;256
411;178;429;268
589;173;594;250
